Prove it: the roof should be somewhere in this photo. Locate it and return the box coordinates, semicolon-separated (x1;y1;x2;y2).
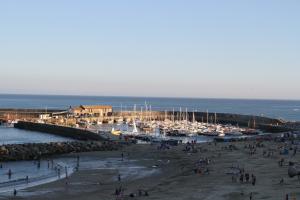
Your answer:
81;105;112;109
72;105;112;111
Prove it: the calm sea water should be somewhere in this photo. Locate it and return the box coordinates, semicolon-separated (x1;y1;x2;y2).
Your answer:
0;94;300;121
0;126;73;145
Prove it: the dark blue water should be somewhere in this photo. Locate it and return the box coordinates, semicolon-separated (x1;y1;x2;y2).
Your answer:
0;94;300;121
0;126;74;145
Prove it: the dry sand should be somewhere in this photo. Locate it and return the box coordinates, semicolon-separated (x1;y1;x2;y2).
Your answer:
3;140;300;200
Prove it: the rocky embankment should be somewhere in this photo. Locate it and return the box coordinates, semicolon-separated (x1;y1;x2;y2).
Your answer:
0;141;121;162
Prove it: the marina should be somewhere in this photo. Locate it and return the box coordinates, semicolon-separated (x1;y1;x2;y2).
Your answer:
2;0;300;198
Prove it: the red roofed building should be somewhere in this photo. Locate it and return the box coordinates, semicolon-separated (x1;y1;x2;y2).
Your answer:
70;105;112;117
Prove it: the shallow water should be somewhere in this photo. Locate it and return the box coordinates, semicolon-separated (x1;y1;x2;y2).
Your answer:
0;126;74;145
0;156;159;196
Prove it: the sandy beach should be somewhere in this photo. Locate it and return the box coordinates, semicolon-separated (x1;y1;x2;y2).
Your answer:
1;140;300;200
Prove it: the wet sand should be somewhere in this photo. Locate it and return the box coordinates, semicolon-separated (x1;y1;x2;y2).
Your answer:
2;140;300;200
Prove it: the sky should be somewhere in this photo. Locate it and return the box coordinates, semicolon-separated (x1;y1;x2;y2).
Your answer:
0;0;299;100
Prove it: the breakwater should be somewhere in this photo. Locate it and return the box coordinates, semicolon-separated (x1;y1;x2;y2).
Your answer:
0;141;120;162
14;121;107;141
0;108;64;122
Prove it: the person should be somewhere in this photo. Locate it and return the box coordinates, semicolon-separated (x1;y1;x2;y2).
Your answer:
118;174;121;182
250;192;253;200
65;166;68;179
13;189;17;196
26;175;29;183
121;152;124;161
76;155;80;168
8;169;12;179
138;189;142;196
245;173;250;182
51;159;54;169
286;194;289;200
252;174;256;186
240;174;244;183
58;168;61;178
280;178;284;184
37;160;41;169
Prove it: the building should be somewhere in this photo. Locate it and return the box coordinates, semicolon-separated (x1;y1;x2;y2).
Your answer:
70;105;113;117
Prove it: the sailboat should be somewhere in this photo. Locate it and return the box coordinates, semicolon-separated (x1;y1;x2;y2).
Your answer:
132;120;138;134
122;120;139;136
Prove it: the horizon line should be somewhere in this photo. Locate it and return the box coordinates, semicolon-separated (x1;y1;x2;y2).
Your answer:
1;92;300;102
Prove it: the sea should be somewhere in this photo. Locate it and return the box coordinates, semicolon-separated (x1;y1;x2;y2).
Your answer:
0;94;300;121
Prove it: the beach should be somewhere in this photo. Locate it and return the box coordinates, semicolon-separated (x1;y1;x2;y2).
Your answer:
1;139;299;200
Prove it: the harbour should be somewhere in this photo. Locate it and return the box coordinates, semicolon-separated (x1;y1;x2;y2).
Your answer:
2;0;300;198
0;97;299;199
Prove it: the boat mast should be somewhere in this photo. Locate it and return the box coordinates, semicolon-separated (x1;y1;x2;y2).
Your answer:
192;110;195;123
133;104;136;120
214;112;217;125
120;103;123;117
149;105;152;121
179;107;182;122
172;108;175;123
206;110;209;124
164;110;167;121
186;108;188;122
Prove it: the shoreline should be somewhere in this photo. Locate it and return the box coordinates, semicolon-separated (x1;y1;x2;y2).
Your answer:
1;138;298;200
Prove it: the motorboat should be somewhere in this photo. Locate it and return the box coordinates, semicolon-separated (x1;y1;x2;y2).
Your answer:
111;128;122;136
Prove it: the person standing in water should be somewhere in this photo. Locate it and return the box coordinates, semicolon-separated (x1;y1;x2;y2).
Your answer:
13;189;17;197
8;169;12;179
65;166;68;179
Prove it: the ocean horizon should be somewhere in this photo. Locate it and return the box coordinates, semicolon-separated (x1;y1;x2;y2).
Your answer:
1;94;300;121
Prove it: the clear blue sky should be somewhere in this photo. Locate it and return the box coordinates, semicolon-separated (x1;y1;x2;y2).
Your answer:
0;0;299;99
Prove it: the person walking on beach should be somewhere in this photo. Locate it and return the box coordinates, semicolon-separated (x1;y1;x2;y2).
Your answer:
240;173;244;183
245;173;250;182
251;174;256;186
